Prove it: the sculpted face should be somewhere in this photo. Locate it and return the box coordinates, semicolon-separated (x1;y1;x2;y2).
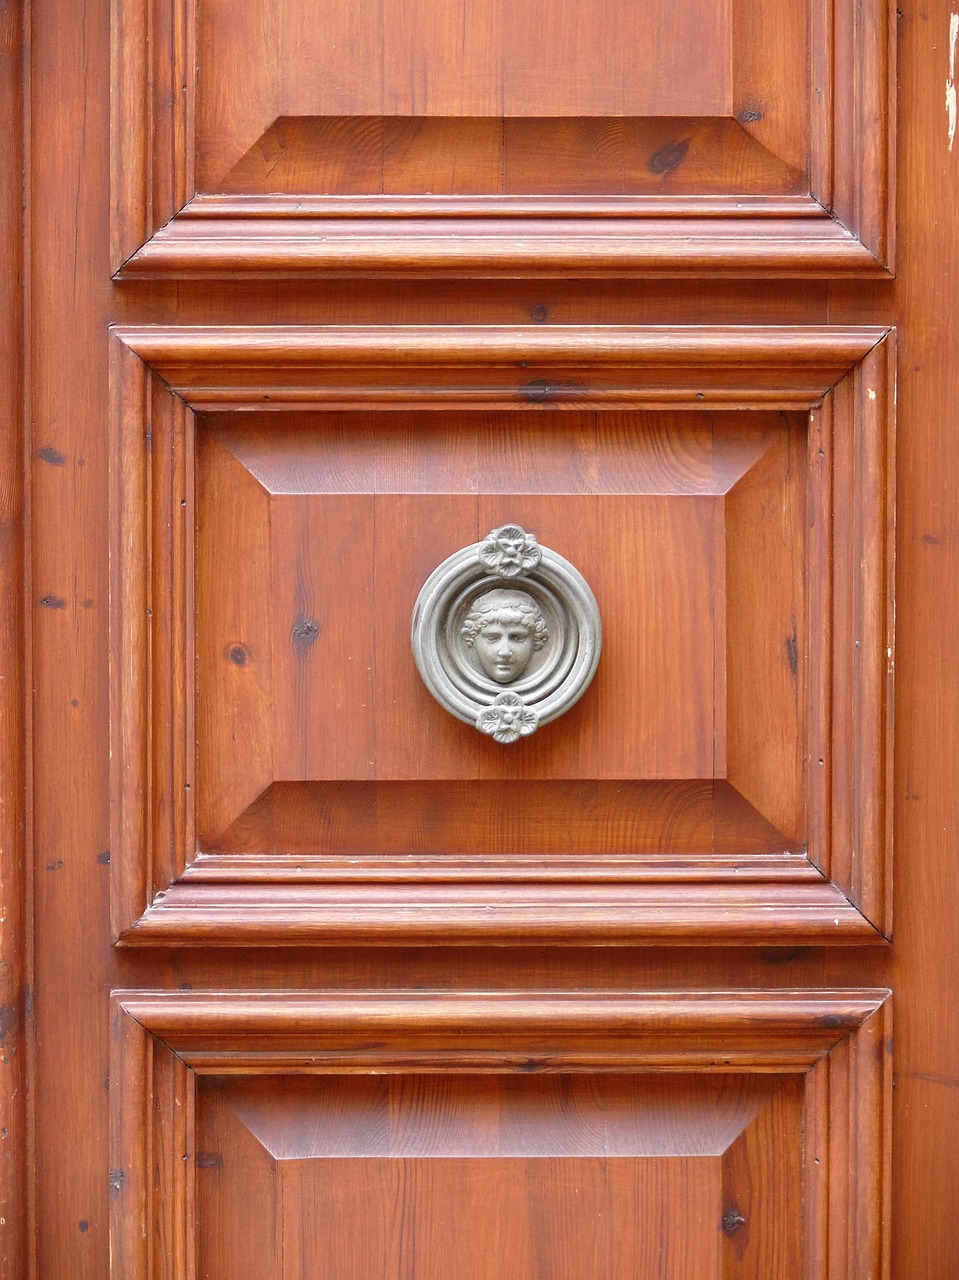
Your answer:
462;588;548;684
475;618;535;683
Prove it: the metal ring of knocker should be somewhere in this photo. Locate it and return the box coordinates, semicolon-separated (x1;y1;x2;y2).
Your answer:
411;524;602;743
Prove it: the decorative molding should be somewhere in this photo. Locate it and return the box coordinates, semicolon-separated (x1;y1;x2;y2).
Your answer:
111;324;886;411
110;988;892;1280
109;324;894;946
111;0;894;276
111;0;195;269
118;201;887;280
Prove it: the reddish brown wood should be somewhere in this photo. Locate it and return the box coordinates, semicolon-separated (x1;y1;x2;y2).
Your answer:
115;324;887;410
206;781;799;859
112;0;893;276
197;1071;799;1278
22;0;959;1273
111;989;889;1279
218;116;807;199
109;327;893;946
0;1;27;1274
824;4;959;1270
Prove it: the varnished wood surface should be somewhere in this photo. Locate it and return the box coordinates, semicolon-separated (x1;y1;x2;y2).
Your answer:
111;989;890;1278
111;331;892;945
0;2;26;1276
10;0;959;1277
113;0;893;273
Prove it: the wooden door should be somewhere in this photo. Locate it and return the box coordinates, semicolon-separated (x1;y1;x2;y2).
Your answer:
4;0;958;1274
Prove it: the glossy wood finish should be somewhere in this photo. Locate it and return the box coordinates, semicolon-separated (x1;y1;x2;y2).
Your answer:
110;327;893;946
12;0;959;1276
110;989;891;1279
0;2;26;1275
112;0;893;276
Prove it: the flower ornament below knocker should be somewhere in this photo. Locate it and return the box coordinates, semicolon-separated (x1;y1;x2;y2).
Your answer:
476;692;539;744
411;522;602;745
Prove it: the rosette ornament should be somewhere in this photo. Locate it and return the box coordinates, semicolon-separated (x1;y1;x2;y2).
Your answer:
475;692;539;744
478;524;542;577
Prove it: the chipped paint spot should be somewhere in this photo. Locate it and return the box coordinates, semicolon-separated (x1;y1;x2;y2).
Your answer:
866;387;877;400
948;13;958;151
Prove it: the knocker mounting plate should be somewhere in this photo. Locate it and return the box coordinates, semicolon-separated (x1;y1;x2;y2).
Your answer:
411;524;601;743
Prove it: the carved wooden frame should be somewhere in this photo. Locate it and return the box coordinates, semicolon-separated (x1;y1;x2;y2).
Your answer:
111;0;894;277
110;325;895;946
109;987;892;1280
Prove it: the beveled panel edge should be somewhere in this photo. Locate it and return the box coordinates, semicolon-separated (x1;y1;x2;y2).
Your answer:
111;0;893;276
109;325;893;947
109;988;891;1279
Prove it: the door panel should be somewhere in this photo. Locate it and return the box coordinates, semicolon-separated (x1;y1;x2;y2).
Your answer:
111;0;893;275
111;327;892;945
110;991;889;1280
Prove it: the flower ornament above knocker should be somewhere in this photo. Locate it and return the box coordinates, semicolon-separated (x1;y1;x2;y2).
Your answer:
411;524;601;744
478;524;542;577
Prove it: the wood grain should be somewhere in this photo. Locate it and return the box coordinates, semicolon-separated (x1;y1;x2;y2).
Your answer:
113;0;893;274
196;0;729;142
0;0;26;1271
195;424;275;844
123;878;879;948
725;419;805;841
27;0;959;1271
219;116;806;199
207;1073;783;1158
112;989;889;1279
114;323;885;410
121;210;889;279
198;1072;797;1278
208;781;800;859
110;329;892;945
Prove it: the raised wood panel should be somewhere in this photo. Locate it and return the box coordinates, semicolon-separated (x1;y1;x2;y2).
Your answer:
109;325;893;946
111;0;893;276
110;989;891;1280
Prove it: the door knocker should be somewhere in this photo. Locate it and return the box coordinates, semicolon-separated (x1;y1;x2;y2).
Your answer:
411;524;601;743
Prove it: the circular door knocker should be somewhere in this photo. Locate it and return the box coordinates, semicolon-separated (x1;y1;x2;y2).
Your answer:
411;524;601;744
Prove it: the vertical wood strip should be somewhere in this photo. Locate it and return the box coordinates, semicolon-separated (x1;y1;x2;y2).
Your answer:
804;394;834;883
112;0;196;269
827;338;895;933
0;0;27;1272
109;1001;152;1280
830;0;896;265
110;0;149;268
110;338;151;938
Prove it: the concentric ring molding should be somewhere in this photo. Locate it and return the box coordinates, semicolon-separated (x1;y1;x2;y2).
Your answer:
412;525;602;743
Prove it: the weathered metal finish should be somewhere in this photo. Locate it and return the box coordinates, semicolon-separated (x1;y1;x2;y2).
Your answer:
412;524;602;743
